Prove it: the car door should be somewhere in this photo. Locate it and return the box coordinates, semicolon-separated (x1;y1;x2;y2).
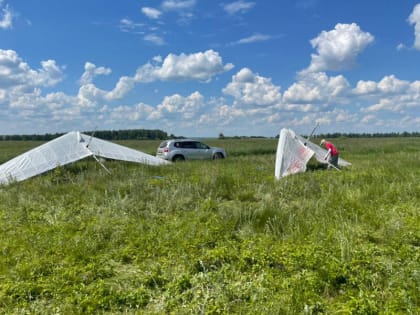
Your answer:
194;141;212;159
179;141;199;160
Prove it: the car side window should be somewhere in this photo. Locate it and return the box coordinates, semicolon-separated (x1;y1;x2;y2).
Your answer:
179;141;194;149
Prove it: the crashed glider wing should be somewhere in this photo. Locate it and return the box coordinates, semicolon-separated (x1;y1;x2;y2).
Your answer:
295;134;352;167
275;128;351;179
275;128;314;179
85;133;168;165
0;131;169;185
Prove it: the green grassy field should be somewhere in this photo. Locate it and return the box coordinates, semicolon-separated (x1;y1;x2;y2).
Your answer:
0;137;419;314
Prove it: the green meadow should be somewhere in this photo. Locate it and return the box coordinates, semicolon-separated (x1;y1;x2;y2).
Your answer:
0;137;419;314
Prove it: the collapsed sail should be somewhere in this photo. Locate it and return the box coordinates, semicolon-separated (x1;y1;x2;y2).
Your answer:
275;128;314;179
275;128;351;179
0;131;169;185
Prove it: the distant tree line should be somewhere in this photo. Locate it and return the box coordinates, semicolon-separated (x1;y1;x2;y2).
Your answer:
2;129;419;141
218;133;268;139
0;129;171;141
311;131;420;139
90;129;170;140
219;131;420;140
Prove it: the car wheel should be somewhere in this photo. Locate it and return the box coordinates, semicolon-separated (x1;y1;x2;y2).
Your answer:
172;155;185;162
213;152;224;160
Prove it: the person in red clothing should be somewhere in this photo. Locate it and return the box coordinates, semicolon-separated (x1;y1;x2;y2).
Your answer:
320;139;339;168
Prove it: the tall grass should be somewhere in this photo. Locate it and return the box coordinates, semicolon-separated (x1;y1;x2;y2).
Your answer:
0;137;419;314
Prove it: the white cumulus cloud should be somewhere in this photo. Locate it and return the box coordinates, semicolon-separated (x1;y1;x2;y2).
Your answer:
105;76;135;100
408;3;420;50
306;23;374;73
135;50;234;82
0;49;64;104
79;62;112;85
360;76;420;113
110;103;155;122
377;75;409;94
353;80;378;95
150;91;205;121
353;75;409;96
223;68;282;108
283;72;350;104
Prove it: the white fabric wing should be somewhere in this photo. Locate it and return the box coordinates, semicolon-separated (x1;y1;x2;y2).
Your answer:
275;129;314;179
295;134;352;167
0;132;91;184
0;131;169;185
83;133;168;166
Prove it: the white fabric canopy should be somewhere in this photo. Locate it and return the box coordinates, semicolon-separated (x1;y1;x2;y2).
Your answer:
275;128;314;179
275;128;351;179
0;131;169;185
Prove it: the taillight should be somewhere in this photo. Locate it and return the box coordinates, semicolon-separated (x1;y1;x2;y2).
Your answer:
163;147;169;153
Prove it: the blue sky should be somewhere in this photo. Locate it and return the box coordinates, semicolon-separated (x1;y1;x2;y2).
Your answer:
1;0;420;137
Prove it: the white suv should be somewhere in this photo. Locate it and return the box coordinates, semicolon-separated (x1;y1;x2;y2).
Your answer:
156;139;226;162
